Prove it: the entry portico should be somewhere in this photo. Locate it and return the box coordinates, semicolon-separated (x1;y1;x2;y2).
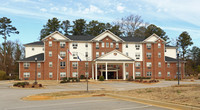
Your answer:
93;50;135;80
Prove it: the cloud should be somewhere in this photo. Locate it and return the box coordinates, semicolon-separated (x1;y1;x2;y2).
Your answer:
40;8;47;12
116;3;125;13
81;5;103;14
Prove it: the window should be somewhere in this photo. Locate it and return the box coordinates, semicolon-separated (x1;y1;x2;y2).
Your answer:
49;51;52;57
106;42;109;48
146;43;151;49
37;63;41;68
116;43;119;49
38;72;41;78
135;44;140;50
72;62;78;67
85;43;88;47
135;53;140;59
85;62;89;67
96;42;99;49
49;62;53;67
96;52;99;58
110;43;113;48
49;72;53;78
23;62;30;68
146;53;152;59
158;43;161;48
126;72;129;79
60;62;66;67
72;72;78;77
102;42;104;48
146;72;152;76
49;41;52;47
85;52;88;57
135;62;141;67
126;52;128;56
167;72;170;77
136;72;141;76
126;64;129;67
72;43;78;49
60;72;66;77
158;72;162;77
60;51;66;57
158;62;161;67
60;42;65;48
126;44;128;48
72;52;78;59
101;52;104;56
32;48;34;51
146;62;152;68
167;63;170;67
158;52;161;58
85;72;89;77
23;72;30;78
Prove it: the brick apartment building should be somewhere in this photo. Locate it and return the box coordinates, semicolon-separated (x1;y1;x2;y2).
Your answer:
18;30;185;80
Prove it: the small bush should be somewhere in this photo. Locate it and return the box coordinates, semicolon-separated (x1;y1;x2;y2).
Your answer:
0;71;6;80
13;82;29;87
135;77;151;79
60;80;67;83
99;76;104;81
76;78;80;82
80;75;85;79
62;77;68;81
72;78;75;82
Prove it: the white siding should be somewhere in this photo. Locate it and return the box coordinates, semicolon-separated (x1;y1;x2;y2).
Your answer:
95;33;121;42
122;43;143;61
25;46;44;58
52;33;66;40
69;42;92;61
165;48;176;59
98;51;132;60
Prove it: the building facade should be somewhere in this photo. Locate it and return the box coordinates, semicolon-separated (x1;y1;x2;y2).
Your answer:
19;30;185;80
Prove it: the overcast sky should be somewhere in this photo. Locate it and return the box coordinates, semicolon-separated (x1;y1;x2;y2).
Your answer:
0;0;199;47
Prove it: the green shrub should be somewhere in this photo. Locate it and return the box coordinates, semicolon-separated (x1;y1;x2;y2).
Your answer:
72;78;75;82
80;75;85;79
0;71;6;80
76;78;80;82
13;82;29;87
135;77;151;79
62;77;68;81
99;76;104;81
60;80;67;83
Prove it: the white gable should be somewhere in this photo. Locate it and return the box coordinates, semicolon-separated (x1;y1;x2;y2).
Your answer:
52;33;66;40
92;30;124;42
95;50;133;61
144;33;165;43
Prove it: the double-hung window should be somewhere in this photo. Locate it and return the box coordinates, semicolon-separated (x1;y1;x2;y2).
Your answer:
72;43;78;49
60;42;65;48
146;53;152;59
135;44;140;50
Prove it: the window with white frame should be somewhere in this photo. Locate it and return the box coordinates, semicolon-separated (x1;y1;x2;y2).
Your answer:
158;62;161;67
135;44;140;50
158;43;161;48
102;42;104;48
146;72;152;76
23;72;30;78
158;72;162;77
38;72;41;78
49;62;53;67
85;43;88;47
96;52;99;58
60;62;66;67
49;51;52;57
110;42;113;48
23;62;30;68
96;42;99;49
146;62;152;67
146;53;152;59
126;44;128;48
125;64;129;67
126;52;128;56
60;42;65;48
60;72;66;77
146;43;151;49
85;62;89;67
158;52;161;58
85;52;88;57
60;51;66;57
167;63;170;67
101;52;104;56
49;41;52;47
72;52;78;59
37;63;41;68
167;72;170;77
135;62;141;67
49;72;53;78
72;43;78;49
136;72;141;76
106;42;109;48
116;43;119;49
135;53;140;59
72;72;78;77
72;62;78;67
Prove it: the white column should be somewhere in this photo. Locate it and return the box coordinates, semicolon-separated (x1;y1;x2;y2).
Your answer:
101;70;103;76
106;62;108;80
133;62;135;80
95;63;97;80
116;70;118;80
123;62;126;80
92;63;94;80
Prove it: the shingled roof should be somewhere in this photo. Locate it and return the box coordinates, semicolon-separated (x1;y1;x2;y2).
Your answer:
166;45;177;48
66;35;95;41
19;53;44;62
120;37;145;42
24;41;44;46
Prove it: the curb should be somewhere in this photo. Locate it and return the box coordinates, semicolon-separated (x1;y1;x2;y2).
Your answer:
105;93;200;110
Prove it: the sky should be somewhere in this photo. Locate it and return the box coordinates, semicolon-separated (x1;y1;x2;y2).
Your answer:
0;0;200;47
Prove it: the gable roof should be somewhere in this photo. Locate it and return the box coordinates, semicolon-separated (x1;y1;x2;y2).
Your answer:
19;53;44;62
120;36;145;42
66;35;95;41
95;50;134;61
166;45;177;48
143;33;166;43
24;41;44;46
42;31;71;41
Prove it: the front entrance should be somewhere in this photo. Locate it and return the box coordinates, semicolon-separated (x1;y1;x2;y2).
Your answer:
103;72;115;79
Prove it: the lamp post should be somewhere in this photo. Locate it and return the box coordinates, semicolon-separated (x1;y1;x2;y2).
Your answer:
177;51;180;85
35;57;38;85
